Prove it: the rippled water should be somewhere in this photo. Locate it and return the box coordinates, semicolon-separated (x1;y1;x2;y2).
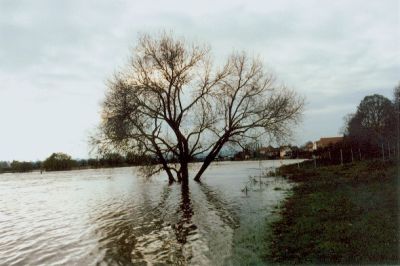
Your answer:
0;160;302;265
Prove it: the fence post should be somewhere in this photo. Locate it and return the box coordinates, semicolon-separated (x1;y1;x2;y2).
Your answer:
358;148;362;161
329;151;331;160
382;143;385;161
340;149;343;165
351;148;354;163
388;143;391;158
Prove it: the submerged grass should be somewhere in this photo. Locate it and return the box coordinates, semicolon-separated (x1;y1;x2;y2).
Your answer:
266;159;399;264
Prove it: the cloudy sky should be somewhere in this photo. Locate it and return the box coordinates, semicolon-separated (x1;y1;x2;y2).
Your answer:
0;0;399;161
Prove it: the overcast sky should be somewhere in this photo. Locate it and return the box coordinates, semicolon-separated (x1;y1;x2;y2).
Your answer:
0;0;399;161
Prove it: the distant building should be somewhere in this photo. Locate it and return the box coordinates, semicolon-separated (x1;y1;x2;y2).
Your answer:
258;145;279;158
304;142;314;152
216;155;232;161
280;146;293;158
234;149;251;160
313;136;343;150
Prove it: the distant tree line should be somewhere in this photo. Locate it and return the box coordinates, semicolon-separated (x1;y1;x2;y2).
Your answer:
0;152;156;174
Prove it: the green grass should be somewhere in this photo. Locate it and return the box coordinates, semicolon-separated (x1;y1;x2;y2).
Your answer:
267;159;399;264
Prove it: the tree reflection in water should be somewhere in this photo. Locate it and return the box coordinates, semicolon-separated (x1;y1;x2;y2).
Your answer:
173;183;196;244
91;180;241;265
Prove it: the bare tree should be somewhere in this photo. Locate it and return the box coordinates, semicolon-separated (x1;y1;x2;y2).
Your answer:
92;32;304;185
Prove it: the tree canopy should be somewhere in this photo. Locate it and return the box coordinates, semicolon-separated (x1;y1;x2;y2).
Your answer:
93;32;304;184
345;93;397;147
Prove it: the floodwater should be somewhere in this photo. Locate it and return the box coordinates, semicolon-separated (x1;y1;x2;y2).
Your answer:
0;160;302;265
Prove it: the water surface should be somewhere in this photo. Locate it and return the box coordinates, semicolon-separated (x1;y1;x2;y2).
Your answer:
0;160;301;265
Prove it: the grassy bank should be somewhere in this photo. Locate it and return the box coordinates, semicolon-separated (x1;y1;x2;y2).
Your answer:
267;159;399;264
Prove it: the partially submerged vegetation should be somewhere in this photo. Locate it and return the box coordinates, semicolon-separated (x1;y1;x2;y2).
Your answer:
267;159;399;264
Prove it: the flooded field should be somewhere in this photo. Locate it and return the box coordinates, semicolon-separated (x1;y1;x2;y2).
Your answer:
0;160;302;265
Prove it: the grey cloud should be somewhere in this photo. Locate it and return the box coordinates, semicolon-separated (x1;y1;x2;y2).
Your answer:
0;0;398;160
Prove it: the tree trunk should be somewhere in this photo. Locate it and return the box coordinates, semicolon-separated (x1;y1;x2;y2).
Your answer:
193;137;227;182
156;149;176;184
193;157;212;182
165;167;176;184
160;161;175;184
176;173;182;183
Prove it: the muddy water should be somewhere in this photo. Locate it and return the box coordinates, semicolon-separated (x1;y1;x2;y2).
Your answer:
0;160;301;265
